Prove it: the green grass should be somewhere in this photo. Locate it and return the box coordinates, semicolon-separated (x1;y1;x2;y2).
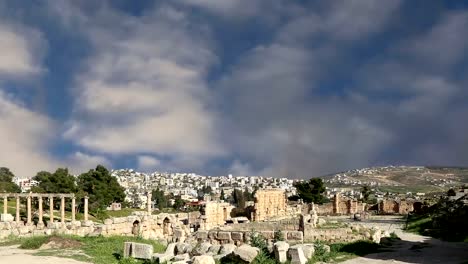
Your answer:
405;215;433;235
307;240;387;264
19;236;50;249
1;235;166;264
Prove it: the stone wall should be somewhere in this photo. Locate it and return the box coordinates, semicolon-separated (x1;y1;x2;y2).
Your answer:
253;189;287;221
315;203;334;215
378;199;415;214
200;202;234;230
195;230;304;245
0;212;191;242
220;218;301;232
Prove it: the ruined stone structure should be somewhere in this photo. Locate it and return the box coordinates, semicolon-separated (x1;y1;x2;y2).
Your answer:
0;192;95;239
312;193;365;215
200;201;234;230
252;189;287;221
378;199;415;214
0;193;88;226
332;193;365;215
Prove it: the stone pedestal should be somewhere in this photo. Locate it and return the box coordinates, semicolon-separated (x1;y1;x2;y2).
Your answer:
274;241;290;263
1;214;14;222
288;245;307;264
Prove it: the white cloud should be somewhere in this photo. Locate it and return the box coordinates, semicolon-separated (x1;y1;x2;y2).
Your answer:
0;91;57;177
137;156;161;172
65;5;224;167
65;152;111;175
0;23;45;77
402;11;468;68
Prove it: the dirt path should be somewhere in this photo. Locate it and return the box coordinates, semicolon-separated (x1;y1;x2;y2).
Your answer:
341;222;468;264
0;245;90;264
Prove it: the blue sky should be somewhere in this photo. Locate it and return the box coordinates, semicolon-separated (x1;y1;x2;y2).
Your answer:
1;0;468;178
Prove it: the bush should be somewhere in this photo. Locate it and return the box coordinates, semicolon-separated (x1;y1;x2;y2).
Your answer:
252;251;276;264
311;241;333;262
274;229;284;242
19;236;49;249
249;231;268;253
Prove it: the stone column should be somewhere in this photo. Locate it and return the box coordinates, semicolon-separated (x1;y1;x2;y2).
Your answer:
38;196;43;225
49;196;54;223
3;196;7;215
61;196;65;223
147;192;152;215
27;195;31;224
71;197;76;222
15;196;20;223
84;196;88;221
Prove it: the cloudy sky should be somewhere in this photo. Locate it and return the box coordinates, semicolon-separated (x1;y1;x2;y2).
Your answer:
1;0;467;178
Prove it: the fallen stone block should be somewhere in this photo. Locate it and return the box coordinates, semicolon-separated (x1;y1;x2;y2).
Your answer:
152;253;172;263
301;244;315;259
231;244;259;263
231;232;244;241
288;245;307;264
173;253;190;261
220;243;237;255
123;242;153;260
165;242;177;255
176;242;191;254
0;214;14;222
217;231;231;240
274;241;289;263
192;242;211;256
286;231;303;241
208;244;221;255
193;255;215;264
196;230;208;240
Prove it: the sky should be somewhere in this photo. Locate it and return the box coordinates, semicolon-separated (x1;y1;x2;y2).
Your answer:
1;0;468;178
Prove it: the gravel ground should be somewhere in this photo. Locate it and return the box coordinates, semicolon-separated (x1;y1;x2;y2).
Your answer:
340;216;468;264
0;245;90;264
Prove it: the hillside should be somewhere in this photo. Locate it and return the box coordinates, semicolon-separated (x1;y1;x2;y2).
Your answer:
322;166;468;192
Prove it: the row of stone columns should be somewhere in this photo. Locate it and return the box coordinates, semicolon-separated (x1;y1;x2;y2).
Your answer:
1;195;89;225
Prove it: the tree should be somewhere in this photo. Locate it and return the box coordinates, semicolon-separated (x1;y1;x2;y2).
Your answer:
293;178;326;204
447;188;456;196
220;189;226;201
233;189;246;208
173;197;185;210
361;185;372;202
0;167;20;193
32;168;77;194
152;188;168;209
77;165;125;213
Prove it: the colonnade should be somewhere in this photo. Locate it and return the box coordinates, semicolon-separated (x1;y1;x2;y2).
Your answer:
1;193;89;225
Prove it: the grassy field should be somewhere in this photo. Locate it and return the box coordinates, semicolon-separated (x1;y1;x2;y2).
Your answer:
0;235;166;264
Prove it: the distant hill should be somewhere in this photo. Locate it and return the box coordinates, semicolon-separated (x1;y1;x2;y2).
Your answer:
321;166;468;193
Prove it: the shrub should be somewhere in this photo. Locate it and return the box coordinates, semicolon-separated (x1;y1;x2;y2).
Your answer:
274;229;284;241
249;231;268;253
19;236;49;249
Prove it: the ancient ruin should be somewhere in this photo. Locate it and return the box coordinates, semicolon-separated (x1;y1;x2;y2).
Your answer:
252;189;287;221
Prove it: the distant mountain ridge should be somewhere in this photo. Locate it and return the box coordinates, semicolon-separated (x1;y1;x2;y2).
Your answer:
321;166;468;190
